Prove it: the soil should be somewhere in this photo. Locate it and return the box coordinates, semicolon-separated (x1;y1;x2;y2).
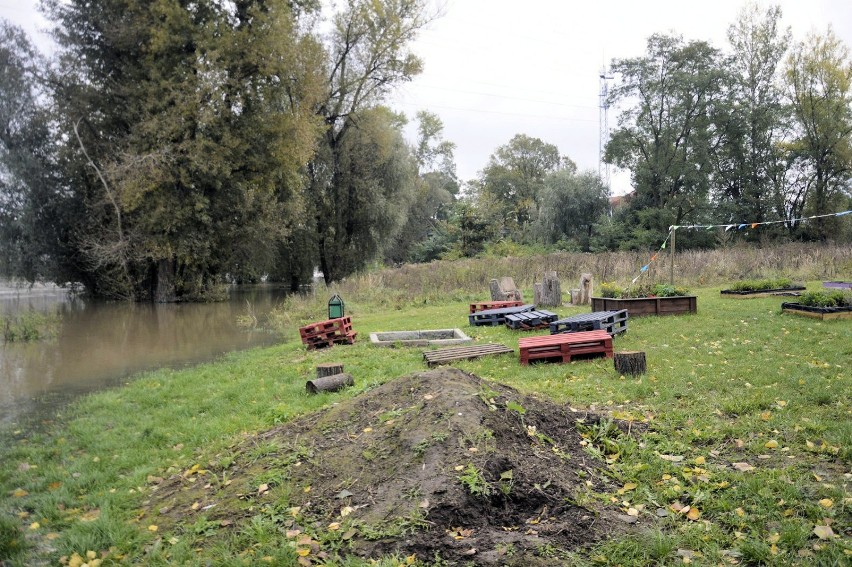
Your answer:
145;368;636;565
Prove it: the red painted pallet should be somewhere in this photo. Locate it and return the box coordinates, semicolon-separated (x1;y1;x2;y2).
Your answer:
469;300;524;314
299;317;357;350
518;330;612;365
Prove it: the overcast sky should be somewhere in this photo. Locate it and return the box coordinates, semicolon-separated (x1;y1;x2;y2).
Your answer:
3;0;851;194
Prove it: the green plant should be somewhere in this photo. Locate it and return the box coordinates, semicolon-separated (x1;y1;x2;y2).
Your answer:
599;281;623;298
798;290;851;308
457;463;492;497
729;277;795;291
2;310;60;342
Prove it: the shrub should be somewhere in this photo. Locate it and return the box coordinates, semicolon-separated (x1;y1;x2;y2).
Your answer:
1;310;60;342
596;282;690;299
798;290;851;308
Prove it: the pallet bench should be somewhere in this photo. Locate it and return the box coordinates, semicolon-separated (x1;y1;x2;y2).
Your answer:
549;310;628;336
469;300;524;314
423;343;514;366
299;316;357;350
505;309;558;330
468;304;534;326
519;330;613;365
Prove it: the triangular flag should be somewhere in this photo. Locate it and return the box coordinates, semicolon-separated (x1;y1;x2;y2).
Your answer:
738;224;747;230
632;275;640;284
640;265;649;272
651;254;658;261
751;223;758;229
837;210;851;217
725;225;735;231
661;241;666;249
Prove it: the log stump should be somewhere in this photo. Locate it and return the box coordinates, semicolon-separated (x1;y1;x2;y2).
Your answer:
540;271;561;307
316;363;344;379
614;351;646;376
306;372;354;394
490;277;522;301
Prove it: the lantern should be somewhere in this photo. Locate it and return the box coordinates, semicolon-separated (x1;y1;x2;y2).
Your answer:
328;294;345;319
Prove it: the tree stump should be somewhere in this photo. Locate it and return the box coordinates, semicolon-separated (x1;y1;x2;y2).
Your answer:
579;273;593;305
306;372;354;394
316;363;344;379
614;351;646;376
533;283;543;306
540;271;561;306
489;277;522;301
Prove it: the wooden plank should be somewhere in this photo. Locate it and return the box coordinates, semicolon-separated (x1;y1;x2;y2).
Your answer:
423;343;513;366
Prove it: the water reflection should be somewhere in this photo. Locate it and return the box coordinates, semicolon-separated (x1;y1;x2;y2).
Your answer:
0;284;290;427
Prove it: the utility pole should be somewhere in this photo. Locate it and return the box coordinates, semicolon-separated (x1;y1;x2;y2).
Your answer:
599;68;614;190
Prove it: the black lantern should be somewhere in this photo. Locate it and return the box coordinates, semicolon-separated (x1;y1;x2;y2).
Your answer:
328;294;345;319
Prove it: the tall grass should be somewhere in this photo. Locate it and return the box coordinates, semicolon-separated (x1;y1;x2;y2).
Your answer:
1;310;60;342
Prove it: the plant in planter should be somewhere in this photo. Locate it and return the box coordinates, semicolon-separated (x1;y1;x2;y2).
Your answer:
721;277;805;296
782;290;852;320
593;283;696;317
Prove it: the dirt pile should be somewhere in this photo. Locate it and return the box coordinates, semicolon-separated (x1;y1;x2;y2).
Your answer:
147;368;632;565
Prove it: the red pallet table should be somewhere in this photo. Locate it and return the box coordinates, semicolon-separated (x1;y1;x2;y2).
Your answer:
469;300;524;314
299;317;357;350
519;330;612;365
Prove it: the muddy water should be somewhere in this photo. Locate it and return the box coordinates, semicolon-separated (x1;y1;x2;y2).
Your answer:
0;283;291;428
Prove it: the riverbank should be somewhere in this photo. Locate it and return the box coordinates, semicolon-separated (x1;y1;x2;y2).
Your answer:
1;282;850;565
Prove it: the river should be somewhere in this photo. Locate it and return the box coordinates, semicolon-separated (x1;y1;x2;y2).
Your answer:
0;282;292;428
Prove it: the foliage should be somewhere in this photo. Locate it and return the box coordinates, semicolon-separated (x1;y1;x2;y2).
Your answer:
728;277;795;291
1;310;60;342
535;169;609;251
457;463;492;498
597;282;690;299
798;290;851;307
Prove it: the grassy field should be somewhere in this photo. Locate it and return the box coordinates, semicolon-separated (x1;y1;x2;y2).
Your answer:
0;280;850;565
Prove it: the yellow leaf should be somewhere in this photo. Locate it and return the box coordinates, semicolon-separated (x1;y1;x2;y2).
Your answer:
46;532;60;540
627;507;639;516
693;456;705;465
288;506;301;517
328;522;341;531
735;507;745;517
760;411;771;421
296;548;311;557
686;508;700;521
257;483;269;495
191;502;200;510
340;506;354;517
12;488;28;498
148;525;158;532
768;533;781;543
770;543;779;555
303;486;311;493
765;440;778;449
87;550;97;559
818;498;833;508
405;554;417;565
363;427;372;433
29;522;40;530
622;482;637;491
813;525;835;540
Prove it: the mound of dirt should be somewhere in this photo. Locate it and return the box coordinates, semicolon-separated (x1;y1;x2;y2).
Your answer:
147;368;633;565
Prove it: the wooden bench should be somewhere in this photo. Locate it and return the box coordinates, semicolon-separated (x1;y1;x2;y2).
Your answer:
518;330;612;365
469;300;524;314
423;343;513;366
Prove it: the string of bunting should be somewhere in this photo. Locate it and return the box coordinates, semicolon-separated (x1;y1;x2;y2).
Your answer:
631;208;852;284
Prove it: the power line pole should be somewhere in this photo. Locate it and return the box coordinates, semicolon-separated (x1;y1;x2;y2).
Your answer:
599;68;613;190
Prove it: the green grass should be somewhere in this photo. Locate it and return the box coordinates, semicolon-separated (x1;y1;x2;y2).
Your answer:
1;283;850;566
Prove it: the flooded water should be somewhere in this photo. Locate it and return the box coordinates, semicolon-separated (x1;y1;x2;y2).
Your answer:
0;282;292;428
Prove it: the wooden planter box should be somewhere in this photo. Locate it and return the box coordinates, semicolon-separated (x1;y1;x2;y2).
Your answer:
590;296;697;317
720;286;805;298
781;302;852;321
823;281;852;290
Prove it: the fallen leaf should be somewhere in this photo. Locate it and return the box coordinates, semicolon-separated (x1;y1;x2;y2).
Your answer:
659;454;685;462
12;488;28;498
219;520;232;527
257;483;269;495
618;482;637;494
328;522;340;531
813;525;835;540
694;456;706;465
28;522;40;530
818;498;833;508
686;507;700;521
626;507;639;516
340;506;354;517
335;489;353;499
767;533;781;544
732;462;754;472
735;507;745;517
148;525;158;532
765;440;778;449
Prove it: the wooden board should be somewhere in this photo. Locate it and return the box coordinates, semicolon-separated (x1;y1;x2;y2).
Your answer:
423;343;514;366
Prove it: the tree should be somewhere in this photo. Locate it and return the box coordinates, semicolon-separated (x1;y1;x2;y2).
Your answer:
36;0;325;300
784;27;852;239
478;134;561;231
536;169;609;250
606;34;723;246
712;2;791;236
307;0;430;283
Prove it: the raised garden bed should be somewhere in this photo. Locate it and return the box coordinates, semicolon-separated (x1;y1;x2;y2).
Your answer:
823;281;852;290
720;287;805;298
369;328;472;347
781;302;852;320
591;295;697;317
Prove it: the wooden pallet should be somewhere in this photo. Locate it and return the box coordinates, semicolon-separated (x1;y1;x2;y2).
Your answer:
423;343;513;366
519;330;612;365
468;304;534;326
550;310;628;336
469;300;524;314
299;317;357;350
505;309;558;330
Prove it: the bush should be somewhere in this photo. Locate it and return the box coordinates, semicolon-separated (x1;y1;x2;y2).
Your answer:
596;282;690;299
728;277;795;292
2;310;60;342
798;290;851;308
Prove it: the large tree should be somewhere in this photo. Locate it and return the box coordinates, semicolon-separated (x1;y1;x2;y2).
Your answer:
784;27;852;239
307;0;429;283
477;134;561;232
536;169;609;251
712;2;791;236
606;34;723;246
37;0;325;300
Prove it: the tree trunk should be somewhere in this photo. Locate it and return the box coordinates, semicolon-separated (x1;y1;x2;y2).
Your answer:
155;258;176;303
614;351;646;376
306;372;353;394
540;271;561;307
316;363;344;379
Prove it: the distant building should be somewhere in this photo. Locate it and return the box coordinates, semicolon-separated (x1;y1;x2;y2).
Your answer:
608;192;634;216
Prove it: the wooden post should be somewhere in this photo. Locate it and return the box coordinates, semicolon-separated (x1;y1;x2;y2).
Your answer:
316;363;344;379
533;283;543;306
614;351;646;376
306;373;353;394
669;226;676;286
540;271;561;307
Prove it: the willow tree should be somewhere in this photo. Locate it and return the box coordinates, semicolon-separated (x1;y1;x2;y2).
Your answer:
40;0;325;300
307;0;430;284
784;27;852;239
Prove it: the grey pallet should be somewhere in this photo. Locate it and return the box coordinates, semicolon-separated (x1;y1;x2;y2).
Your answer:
505;309;558;330
468;304;535;326
550;309;628;336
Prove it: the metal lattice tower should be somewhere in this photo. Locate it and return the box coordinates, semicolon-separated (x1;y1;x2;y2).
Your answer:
599;68;613;189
